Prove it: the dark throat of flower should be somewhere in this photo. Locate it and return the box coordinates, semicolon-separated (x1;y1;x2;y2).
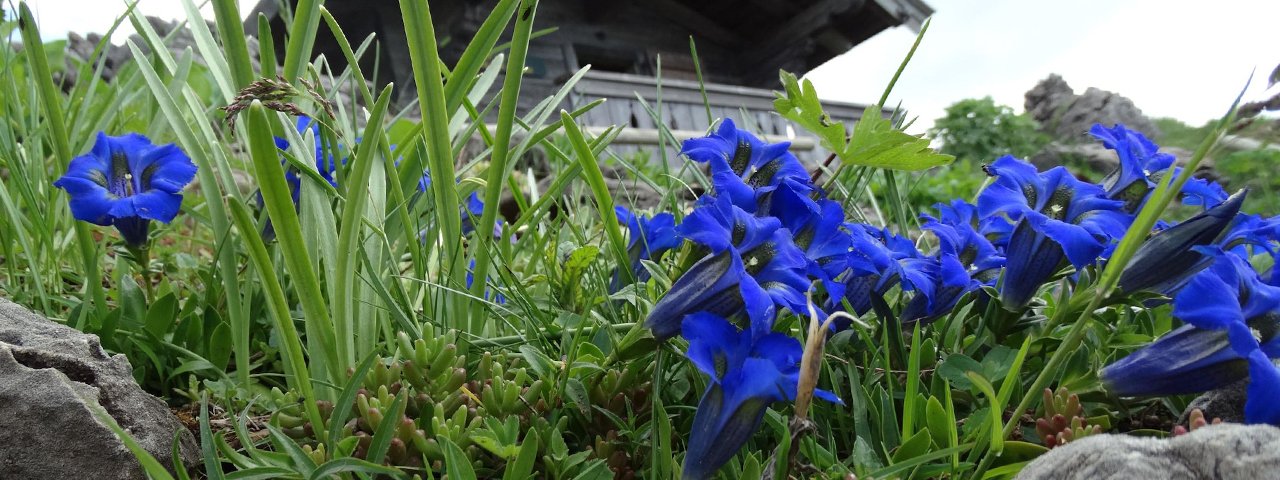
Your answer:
1042;187;1073;221
730;138;752;176
110;150;136;197
741;243;777;275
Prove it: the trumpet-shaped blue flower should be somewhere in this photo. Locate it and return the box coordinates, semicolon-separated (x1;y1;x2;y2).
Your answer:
680;312;839;480
1179;172;1229;208
833;225;934;317
274;116;340;203
610;206;681;291
644;195;808;340
902;200;1005;324
1118;190;1246;296
1103;249;1280;424
681;119;810;212
789;199;854;299
54;132;197;247
1091;124;1175;212
978;155;1130;309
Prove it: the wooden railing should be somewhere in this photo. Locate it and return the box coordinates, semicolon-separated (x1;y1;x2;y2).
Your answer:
566;70;866;164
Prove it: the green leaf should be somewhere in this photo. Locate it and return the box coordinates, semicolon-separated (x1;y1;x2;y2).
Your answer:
891;429;933;464
440;436;479;480
502;429;539;480
937;354;982;390
564;378;591;415
966;371;1005;454
519;344;557;379
207;321;233;373
925;395;952;449
144;293;179;338
774;71;953;171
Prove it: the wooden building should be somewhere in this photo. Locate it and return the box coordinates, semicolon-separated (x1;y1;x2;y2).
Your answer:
247;0;933;162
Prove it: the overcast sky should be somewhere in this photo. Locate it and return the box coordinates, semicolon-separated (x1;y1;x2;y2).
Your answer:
21;0;1280;135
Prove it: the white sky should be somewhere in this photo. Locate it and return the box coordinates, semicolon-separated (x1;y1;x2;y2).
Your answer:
807;0;1280;133
19;0;1280;135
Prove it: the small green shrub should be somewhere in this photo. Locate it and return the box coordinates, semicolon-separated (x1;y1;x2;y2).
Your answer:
928;96;1047;163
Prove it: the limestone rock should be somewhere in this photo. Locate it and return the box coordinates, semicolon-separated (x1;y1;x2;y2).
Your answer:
0;298;199;479
1015;423;1280;479
1180;379;1249;425
1024;74;1160;142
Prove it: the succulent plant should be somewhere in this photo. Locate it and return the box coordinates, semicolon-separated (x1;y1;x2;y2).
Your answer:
1035;387;1103;448
266;330;653;476
1172;408;1223;436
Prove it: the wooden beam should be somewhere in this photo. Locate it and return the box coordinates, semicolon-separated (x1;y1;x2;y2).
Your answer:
753;0;860;51
649;0;746;47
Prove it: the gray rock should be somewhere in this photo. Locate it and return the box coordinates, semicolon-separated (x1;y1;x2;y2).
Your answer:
0;298;199;479
1024;74;1160;142
1181;379;1249;425
1015;423;1280;480
60;16;262;92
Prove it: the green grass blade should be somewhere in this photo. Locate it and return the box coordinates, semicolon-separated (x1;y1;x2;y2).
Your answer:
400;0;466;328
18;2;106;317
227;198;328;439
334;85;394;365
442;0;521;113
560;111;631;285
211;0;255;88
281;0;323;83
468;0;538;333
244;100;340;390
257;14;278;79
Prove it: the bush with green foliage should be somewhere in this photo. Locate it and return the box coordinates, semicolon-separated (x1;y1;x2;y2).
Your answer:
929;96;1047;163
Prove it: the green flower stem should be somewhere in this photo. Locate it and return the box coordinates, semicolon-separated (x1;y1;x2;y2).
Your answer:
127;244;153;302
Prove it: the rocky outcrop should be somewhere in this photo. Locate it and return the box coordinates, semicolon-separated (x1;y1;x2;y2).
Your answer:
0;298;199;479
1025;74;1160;142
1016;423;1280;479
59;16;260;91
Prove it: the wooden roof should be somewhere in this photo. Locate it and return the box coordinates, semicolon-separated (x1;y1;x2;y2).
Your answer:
247;0;931;97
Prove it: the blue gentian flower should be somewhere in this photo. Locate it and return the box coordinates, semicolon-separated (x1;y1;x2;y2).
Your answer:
902;200;1005;324
274;116;340;204
466;259;506;304
54;132;197;248
1090;124;1175;213
1118;190;1246;296
832;225;934;317
978;155;1130;309
610;206;681;291
1179;173;1229;208
645;195;809;340
680;312;839;480
788;199;853;300
681;119;810;212
1103;249;1280;424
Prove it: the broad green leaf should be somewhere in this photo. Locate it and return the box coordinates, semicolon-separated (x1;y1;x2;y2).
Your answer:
773;70;953;171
